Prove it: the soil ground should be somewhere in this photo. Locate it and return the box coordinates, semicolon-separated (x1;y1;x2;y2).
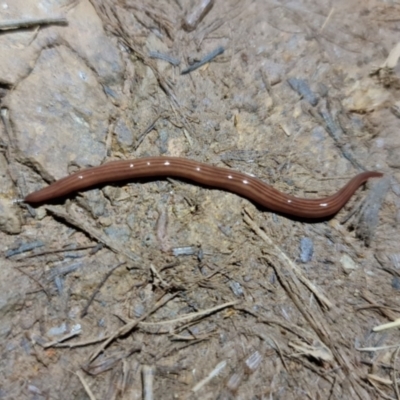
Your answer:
1;0;400;399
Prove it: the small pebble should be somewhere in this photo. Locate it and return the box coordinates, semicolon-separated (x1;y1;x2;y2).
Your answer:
229;281;244;297
287;78;319;106
340;254;359;274
299;237;314;263
392;277;400;291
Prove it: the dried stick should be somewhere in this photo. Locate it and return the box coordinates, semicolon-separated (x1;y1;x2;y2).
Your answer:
0;17;67;31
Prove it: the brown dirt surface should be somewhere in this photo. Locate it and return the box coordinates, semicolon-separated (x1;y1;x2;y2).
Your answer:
1;0;400;399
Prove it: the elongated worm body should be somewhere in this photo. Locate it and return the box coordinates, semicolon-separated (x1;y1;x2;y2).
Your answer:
24;157;383;219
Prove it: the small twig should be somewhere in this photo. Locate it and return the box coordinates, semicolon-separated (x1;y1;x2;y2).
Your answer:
43;326;82;348
260;68;278;107
158;339;207;360
374;319;400;332
84;345;142;376
0;108;17;159
270;337;289;372
0;17;68;31
357;344;400;352
135;113;162;150
181;46;225;74
148;51;180;66
367;376;396;400
320;7;335;33
15;267;50;299
138;300;239;333
81;262;126;317
22;244;99;259
192;361;227;392
149;264;170;288
243;209;333;309
122;359;129;394
6;240;45;258
89;292;179;362
76;370;96;400
360;291;399;321
182;0;214;32
44;336;107;349
142;365;154;400
392;346;400;400
45;206;140;265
